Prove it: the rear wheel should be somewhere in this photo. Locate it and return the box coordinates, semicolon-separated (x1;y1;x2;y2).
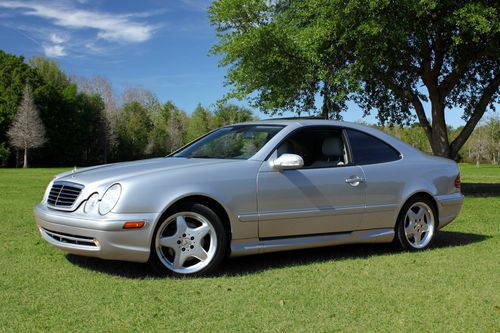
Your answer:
396;196;437;250
149;202;227;276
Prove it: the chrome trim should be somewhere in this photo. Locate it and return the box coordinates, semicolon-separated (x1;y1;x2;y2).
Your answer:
257;205;365;221
47;181;84;211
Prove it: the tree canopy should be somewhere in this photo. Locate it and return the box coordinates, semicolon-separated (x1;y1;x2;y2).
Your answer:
209;0;500;158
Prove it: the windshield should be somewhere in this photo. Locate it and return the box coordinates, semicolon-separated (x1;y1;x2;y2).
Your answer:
173;125;284;159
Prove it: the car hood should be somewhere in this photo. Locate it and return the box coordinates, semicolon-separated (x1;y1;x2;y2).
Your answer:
55;157;239;187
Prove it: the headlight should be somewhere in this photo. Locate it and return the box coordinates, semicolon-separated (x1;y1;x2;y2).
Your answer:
84;193;99;213
98;184;121;215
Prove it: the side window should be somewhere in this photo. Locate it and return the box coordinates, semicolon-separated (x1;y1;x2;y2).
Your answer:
276;127;348;168
346;129;400;165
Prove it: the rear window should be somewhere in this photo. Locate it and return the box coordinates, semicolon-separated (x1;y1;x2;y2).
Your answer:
346;129;400;165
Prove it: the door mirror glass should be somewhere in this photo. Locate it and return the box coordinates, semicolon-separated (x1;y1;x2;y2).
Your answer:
272;153;304;170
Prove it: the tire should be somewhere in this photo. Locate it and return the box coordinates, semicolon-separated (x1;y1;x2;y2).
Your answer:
395;196;437;251
149;202;227;276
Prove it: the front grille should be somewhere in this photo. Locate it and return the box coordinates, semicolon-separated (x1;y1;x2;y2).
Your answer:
41;228;98;248
47;181;84;208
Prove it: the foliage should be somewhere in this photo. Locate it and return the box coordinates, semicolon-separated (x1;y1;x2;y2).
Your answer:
209;0;500;158
0;51;38;156
187;104;214;142
7;84;46;167
381;123;432;154
460;114;500;164
76;76;119;163
213;104;255;127
116;102;153;160
0;143;10;166
0;168;499;331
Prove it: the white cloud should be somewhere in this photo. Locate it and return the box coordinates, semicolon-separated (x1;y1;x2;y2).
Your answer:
43;44;66;57
49;32;65;44
0;1;157;43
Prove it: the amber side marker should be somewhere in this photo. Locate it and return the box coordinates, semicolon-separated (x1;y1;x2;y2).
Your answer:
123;221;145;229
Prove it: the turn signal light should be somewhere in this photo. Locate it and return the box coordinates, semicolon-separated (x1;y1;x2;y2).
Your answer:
123;221;145;229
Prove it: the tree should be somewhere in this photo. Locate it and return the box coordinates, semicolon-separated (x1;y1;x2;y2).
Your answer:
167;108;190;152
213;104;255;127
0;51;38;163
116;102;153;160
187;104;213;142
484;114;500;164
7;84;46;167
209;0;500;159
462;114;500;164
77;76;119;163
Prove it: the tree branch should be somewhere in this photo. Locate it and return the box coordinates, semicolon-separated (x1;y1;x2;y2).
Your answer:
438;48;491;98
374;71;432;141
450;74;500;157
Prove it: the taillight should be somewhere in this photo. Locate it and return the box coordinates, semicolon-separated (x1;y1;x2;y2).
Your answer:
454;174;461;189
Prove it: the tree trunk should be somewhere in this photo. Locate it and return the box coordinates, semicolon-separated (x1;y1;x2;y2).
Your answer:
429;100;451;158
321;82;330;120
23;148;28;168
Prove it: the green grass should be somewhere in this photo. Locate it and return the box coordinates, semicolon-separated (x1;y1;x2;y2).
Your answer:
459;163;500;183
0;168;499;332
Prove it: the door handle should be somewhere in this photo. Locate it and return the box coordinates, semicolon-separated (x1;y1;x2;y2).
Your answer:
345;176;365;186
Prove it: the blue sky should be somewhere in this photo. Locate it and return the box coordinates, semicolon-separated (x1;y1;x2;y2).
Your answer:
0;0;481;127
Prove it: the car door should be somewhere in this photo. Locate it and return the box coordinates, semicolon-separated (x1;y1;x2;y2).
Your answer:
257;126;366;238
345;129;404;230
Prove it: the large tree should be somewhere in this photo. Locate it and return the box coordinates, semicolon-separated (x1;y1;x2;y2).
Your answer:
7;84;46;168
209;0;500;158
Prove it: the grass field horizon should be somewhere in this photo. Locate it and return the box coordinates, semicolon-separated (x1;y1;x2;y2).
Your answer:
0;168;499;331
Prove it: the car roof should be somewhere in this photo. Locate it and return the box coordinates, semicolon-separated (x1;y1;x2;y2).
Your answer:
233;118;423;159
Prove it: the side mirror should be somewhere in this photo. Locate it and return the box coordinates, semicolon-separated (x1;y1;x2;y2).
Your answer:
272;153;304;170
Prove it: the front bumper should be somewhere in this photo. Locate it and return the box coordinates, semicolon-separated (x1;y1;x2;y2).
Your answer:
436;192;464;229
34;204;160;263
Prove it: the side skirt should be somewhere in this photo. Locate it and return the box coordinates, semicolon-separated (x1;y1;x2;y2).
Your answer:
229;228;395;257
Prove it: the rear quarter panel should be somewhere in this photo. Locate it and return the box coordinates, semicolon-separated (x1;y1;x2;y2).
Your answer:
361;152;459;230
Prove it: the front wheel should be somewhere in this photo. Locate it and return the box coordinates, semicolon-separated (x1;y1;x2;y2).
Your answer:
149;202;227;276
396;197;437;250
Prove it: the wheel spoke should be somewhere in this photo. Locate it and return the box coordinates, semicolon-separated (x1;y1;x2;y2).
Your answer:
413;231;422;245
176;215;189;235
191;247;208;262
173;249;187;268
193;223;210;238
159;235;178;249
416;207;425;220
407;210;418;221
421;223;430;233
405;218;415;236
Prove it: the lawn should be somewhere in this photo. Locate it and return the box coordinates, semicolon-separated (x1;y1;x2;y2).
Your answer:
459;163;500;183
0;168;499;332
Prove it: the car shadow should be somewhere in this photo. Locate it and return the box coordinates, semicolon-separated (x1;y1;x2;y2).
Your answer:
65;230;490;279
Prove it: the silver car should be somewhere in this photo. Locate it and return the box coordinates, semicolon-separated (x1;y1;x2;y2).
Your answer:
34;120;464;276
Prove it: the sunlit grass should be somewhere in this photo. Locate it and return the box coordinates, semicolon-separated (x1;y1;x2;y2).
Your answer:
0;168;499;332
459;163;500;183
